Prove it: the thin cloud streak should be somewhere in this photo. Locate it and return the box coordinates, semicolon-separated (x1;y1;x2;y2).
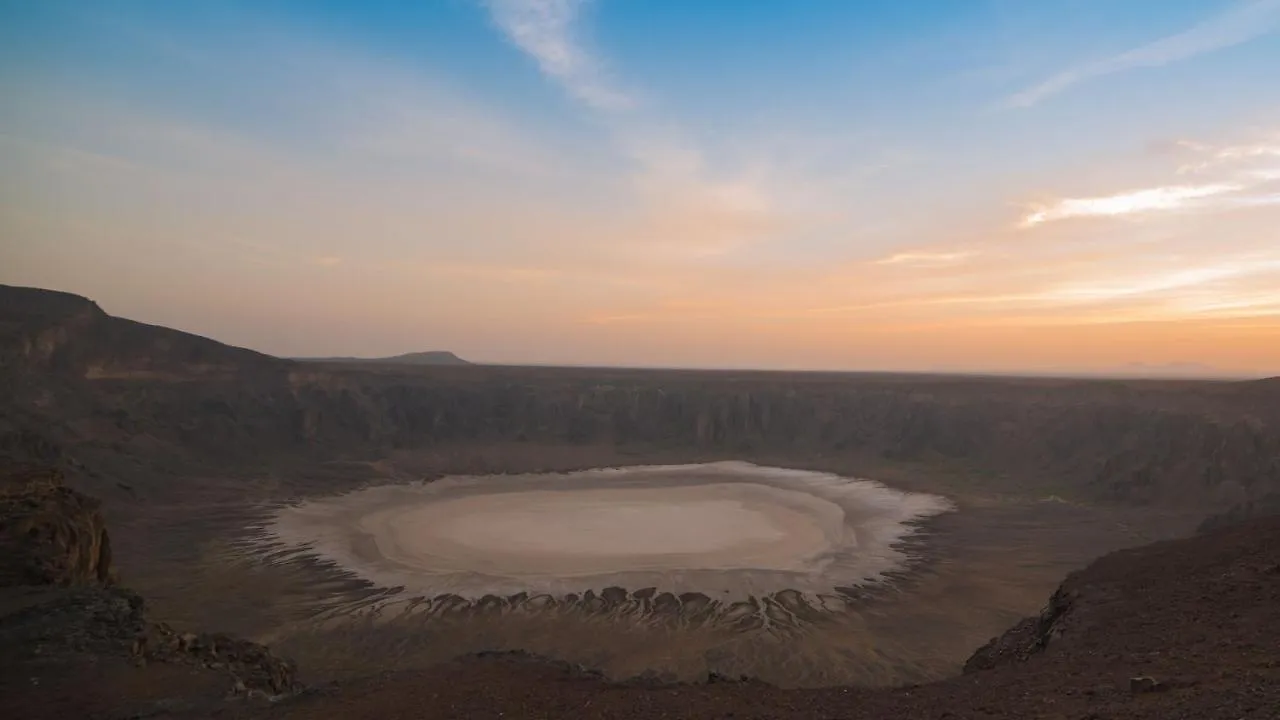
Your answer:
1040;259;1280;303
875;250;975;266
1022;128;1280;227
1008;0;1280;107
484;0;633;111
1178;139;1280;173
1020;183;1243;227
481;0;792;259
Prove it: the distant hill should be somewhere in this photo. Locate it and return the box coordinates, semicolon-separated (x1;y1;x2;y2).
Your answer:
297;351;471;366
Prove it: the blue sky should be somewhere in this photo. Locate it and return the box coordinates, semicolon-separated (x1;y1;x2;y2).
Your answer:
2;0;1279;373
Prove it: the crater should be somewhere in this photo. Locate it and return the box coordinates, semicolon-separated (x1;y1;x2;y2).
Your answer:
264;462;953;601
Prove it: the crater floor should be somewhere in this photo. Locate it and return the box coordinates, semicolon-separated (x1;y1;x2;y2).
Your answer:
264;462;953;600
186;456;1195;688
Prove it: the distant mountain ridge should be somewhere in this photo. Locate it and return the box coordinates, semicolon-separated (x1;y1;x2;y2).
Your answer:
297;351;471;366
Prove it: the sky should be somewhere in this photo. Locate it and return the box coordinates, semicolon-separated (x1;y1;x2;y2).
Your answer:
2;0;1279;375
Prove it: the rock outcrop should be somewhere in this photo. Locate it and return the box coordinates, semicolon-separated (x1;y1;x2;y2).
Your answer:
0;465;299;700
0;465;114;586
962;586;1076;672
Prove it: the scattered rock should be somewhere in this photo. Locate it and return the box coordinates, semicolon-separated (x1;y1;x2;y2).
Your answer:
1129;676;1166;693
133;622;301;696
0;464;300;698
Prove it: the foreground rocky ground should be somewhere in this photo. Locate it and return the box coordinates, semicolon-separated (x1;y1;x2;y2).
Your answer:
0;467;300;719
2;463;1277;719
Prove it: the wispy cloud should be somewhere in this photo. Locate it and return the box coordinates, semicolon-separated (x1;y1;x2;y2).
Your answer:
1020;127;1280;227
875;249;975;266
1039;258;1280;303
1008;0;1280;107
1177;138;1280;174
481;0;793;259
484;0;633;111
1019;183;1244;227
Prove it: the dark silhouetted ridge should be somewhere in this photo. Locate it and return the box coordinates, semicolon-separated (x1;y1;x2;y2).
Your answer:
0;284;282;379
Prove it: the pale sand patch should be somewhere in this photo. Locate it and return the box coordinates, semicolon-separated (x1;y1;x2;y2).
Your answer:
370;484;835;576
265;462;953;600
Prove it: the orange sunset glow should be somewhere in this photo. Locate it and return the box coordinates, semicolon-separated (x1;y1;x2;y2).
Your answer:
3;2;1279;376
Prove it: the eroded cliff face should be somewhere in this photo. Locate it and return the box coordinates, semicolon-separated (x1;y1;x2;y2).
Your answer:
282;370;1280;506
58;365;1275;509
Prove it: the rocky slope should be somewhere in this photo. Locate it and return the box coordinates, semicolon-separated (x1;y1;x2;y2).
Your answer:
0;466;300;718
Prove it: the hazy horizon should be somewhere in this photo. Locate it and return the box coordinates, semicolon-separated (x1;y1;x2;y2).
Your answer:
3;1;1279;376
